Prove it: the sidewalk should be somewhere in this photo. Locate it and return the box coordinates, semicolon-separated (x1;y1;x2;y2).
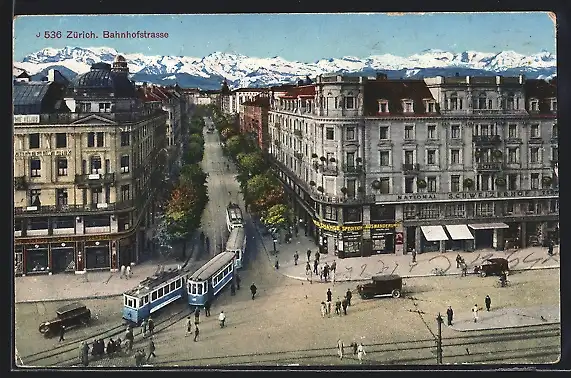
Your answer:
255;223;560;282
449;304;560;331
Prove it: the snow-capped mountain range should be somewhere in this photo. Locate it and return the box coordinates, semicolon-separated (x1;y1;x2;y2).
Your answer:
13;46;557;89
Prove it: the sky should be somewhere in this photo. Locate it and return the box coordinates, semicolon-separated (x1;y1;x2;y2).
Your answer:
13;13;556;61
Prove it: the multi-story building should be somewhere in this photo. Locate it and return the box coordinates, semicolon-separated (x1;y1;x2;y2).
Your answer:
13;56;171;276
267;73;558;259
239;97;270;151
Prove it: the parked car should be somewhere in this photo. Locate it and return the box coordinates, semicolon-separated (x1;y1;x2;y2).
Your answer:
357;274;403;299
474;258;509;277
38;302;91;337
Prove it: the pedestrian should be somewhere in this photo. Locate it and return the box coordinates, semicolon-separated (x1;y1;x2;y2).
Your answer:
194;307;200;325
236;274;241;290
315;251;320;264
485;295;491;311
79;341;89;366
461;262;468;277
186;316;192;336
307;249;312;262
357;343;366;363
456;254;462;268
351;342;358;355
472;304;480;323
148;317;155;336
341;297;348;315
446;306;454;326
204;301;211;317
141;318;148;337
120;265;126;279
146;338;156;361
294;251;299;265
320;302;327;318
412;249;417;264
126;265;131;279
313;260;319;275
327;301;332;317
324;263;330;282
59;325;66;342
326;288;332;303
332;269;336;285
194;325;200;342
250;283;257;300
331;260;337;273
335;297;342;315
125;327;134;351
337;339;344;359
306;261;311;274
274;258;279;270
548;241;554;256
319;266;324;282
346;289;352;306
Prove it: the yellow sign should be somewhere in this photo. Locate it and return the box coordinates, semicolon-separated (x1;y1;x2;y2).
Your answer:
312;219;399;232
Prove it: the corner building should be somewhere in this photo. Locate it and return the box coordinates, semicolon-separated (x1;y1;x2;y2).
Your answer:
267;74;558;258
14;56;169;275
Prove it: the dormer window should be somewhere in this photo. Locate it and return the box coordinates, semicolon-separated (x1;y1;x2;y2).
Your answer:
345;96;355;109
378;99;389;113
529;98;539;112
477;92;487;109
449;92;463;110
424;100;436;113
550;98;557;112
402;100;414;113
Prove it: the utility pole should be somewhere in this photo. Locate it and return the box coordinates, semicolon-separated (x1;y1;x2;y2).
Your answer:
436;313;443;364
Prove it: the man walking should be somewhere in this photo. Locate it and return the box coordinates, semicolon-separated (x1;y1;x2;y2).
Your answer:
346;289;352;306
79;341;89;366
186;316;193;336
341;297;348;315
59;325;66;342
120;265;126;279
250;283;257;300
485;295;491;311
126;265;131;279
146;338;156;362
337;339;344;359
335;297;342;316
446;306;454;326
548;240;554;256
357;343;366;364
313;259;319;275
294;251;299;265
236;274;241;290
472;304;480;323
194;308;200;325
194;325;200;342
125;327;134;351
326;288;332;303
204;301;211;317
331;260;337;274
141;318;148;337
306;261;311;275
148;317;155;336
315;251;320;264
320;302;327;318
323;263;330;282
307;249;312;262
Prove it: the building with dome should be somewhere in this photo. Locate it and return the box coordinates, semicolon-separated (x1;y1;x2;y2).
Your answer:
13;57;181;276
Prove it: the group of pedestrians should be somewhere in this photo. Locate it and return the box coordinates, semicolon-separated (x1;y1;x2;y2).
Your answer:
336;340;367;363
119;264;133;279
321;288;352;318
305;250;338;284
185;308;202;342
445;294;493;326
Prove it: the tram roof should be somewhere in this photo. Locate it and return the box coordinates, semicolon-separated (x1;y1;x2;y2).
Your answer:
225;227;245;250
124;267;190;297
190;252;235;281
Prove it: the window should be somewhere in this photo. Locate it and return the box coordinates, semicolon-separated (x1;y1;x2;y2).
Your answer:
343;207;362;222
478;93;487;109
506;94;515;110
475;202;495;217
90;156;102;174
29;133;40;149
451;125;460;139
404;125;414;139
449;93;459;110
345;97;355;109
479;174;491;191
508;174;518;190
120;131;130;146
508;148;518;164
96;132;104;147
30;189;41;206
427;125;436;139
79;103;92;112
91;187;103;204
403;100;414;113
550;99;557;112
30;158;41;177
56;133;67;148
151;291;157;301
530;148;540;163
346;152;355;167
326;127;334;140
426;150;437;165
87;132;95;147
346;127;356;140
57;158;68;176
121;184;130;201
552;147;558;162
530;99;539;111
426;102;436;113
451;175;460;192
324;205;337;221
404;150;414;165
508;124;518;138
530;124;540;138
427;177;437;192
99;103;111;112
346;179;356;198
488;99;493;110
121;155;130;173
379;178;390;194
531;173;540;189
404;205;416;219
378;101;389;113
445;203;465;217
552;124;558;139
158;288;164;297
450;149;460;165
419;204;440;219
379;126;389;139
405;177;414;193
379;151;390;166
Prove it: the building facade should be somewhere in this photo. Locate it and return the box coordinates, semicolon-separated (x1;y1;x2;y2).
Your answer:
267;74;558;259
13;56;172;276
239;97;270;151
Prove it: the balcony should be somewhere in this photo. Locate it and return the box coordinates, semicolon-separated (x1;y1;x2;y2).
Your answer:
343;164;364;175
13;110;167;125
293;129;303;138
402;163;421;175
476;162;504;172
319;164;339;176
294;152;304;160
14;176;27;191
75;173;116;188
343;194;376;204
473;135;502;147
13;201;139;216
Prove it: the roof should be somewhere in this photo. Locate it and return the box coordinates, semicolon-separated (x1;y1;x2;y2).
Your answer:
225;227;245;251
56;302;86;315
190;252;235;281
124;268;190;297
234;87;269;93
278;85;316;100
372;274;402;281
70;63;135;97
243;97;270;107
363;80;437;116
13;82;52;114
524;79;557;114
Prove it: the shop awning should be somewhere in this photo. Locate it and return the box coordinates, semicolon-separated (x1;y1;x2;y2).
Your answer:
420;226;449;241
445;225;474;240
468;223;509;230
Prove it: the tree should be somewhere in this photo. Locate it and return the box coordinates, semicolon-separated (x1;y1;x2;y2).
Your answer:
180;164;208;187
237;152;266;175
163;184;197;258
251;187;285;214
246;173;277;200
225;135;244;157
262;204;292;231
221;127;237;140
188;133;204;146
185;141;204;164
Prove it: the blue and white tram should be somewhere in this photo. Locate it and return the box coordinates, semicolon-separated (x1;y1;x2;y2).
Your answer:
226;203;244;232
225;226;247;269
187;252;235;307
122;268;191;325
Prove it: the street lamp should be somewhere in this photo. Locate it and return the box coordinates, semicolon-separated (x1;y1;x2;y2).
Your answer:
273;238;278;253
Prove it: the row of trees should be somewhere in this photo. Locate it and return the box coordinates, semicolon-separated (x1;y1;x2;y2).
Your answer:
156;114;209;259
207;106;293;233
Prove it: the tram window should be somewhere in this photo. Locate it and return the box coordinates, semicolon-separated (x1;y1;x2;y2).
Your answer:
144;295;149;305
177;279;181;288
202;282;207;293
191;283;197;295
126;298;134;308
158;288;164;297
134;299;139;308
197;284;203;295
170;282;176;291
151;291;157;301
165;285;170;295
124;296;128;306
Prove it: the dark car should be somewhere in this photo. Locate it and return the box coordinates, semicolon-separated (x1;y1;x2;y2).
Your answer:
357;274;403;299
474;258;509;277
38;302;91;337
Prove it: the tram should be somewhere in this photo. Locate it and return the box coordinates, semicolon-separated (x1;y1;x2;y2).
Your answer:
122;268;192;325
187;252;235;307
226;203;244;232
225;226;247;269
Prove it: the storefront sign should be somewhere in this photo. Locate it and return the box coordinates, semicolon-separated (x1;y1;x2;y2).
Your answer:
396;189;558;202
313;219;400;232
15;149;72;158
14;114;40;124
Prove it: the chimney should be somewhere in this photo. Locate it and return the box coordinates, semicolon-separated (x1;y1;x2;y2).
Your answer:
496;75;502;85
466;76;471;84
519;74;525;84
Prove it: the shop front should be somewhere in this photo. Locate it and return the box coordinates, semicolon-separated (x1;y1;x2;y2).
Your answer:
339;231;362;258
15;245;24;276
504;223;522;250
544;221;559;245
420;226;448;253
468;223;509;250
525;221;543;247
444;225;474;251
119;236;135;267
371;228;395;254
319;230;336;255
25;243;50;274
84;240;110;270
50;243;76;273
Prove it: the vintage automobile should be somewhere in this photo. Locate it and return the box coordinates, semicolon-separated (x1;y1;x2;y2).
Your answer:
38;302;91;337
357;274;403;299
474;258;509;277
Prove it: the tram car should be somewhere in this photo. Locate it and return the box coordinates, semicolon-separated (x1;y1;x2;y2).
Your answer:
187;252;235;307
226;203;244;232
122;267;192;325
225;226;247;269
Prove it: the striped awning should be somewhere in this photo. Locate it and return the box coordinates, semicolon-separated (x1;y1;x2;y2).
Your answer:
420;226;449;241
445;225;474;240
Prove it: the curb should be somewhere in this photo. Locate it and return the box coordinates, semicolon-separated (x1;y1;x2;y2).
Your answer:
449;321;560;332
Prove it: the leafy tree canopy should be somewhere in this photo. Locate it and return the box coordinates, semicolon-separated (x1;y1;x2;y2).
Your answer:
262;203;292;230
237;152;265;175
